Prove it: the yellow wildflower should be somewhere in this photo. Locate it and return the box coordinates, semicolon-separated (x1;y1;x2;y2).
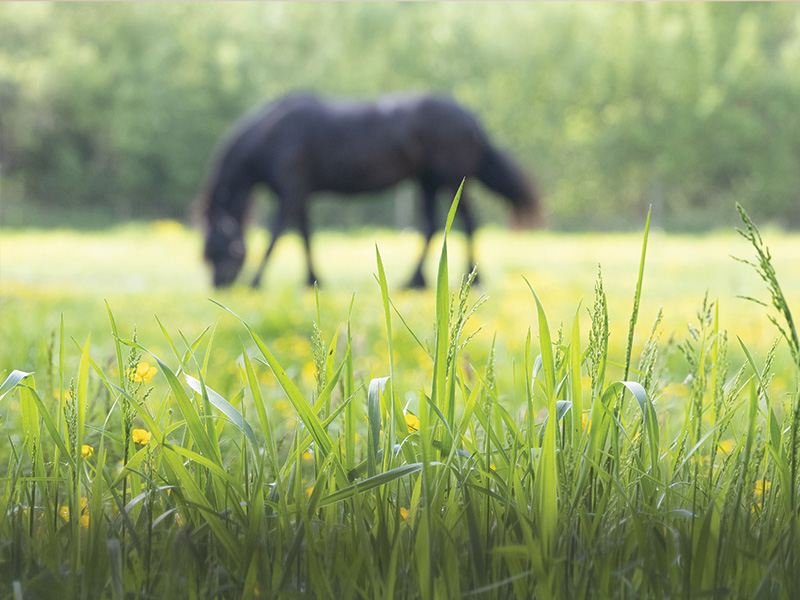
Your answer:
132;429;151;445
718;440;735;454
405;413;420;433
129;361;157;383
58;497;89;527
752;479;771;513
302;450;314;461
301;361;316;383
754;479;771;496
400;507;410;520
81;445;94;459
275;400;292;416
152;219;184;235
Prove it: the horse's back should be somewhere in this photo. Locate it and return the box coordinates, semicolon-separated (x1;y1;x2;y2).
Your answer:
224;92;491;192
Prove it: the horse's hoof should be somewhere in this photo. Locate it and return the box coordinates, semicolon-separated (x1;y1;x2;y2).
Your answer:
405;274;427;290
250;277;262;289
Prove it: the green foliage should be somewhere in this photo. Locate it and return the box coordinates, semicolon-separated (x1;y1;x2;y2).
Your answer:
2;200;800;598
2;3;800;229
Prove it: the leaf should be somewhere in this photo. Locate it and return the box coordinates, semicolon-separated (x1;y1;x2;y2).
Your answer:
318;462;439;507
619;380;660;475
210;300;334;458
0;370;32;402
184;374;258;449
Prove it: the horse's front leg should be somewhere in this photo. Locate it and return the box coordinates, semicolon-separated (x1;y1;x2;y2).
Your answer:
251;199;291;289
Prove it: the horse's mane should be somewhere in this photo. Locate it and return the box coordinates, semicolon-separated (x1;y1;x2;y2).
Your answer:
192;92;323;225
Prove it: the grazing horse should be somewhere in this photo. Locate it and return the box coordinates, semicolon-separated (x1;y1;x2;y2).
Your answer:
200;92;541;288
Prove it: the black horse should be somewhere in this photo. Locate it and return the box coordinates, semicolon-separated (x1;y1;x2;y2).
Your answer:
200;92;541;288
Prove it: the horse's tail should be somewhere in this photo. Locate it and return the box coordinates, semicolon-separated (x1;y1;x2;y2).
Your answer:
477;144;543;228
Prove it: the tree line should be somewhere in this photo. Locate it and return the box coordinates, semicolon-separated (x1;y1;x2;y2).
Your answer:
1;2;799;230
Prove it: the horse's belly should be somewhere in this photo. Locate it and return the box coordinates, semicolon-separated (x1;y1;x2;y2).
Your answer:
314;144;417;193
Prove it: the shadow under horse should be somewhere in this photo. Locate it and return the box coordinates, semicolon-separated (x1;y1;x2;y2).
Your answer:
199;92;542;289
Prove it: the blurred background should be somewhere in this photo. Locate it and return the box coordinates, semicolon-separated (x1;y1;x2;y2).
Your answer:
1;2;800;233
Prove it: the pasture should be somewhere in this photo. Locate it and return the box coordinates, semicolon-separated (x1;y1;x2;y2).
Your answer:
3;220;797;392
2;216;800;598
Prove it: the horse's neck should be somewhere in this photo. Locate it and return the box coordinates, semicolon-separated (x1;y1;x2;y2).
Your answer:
209;179;252;224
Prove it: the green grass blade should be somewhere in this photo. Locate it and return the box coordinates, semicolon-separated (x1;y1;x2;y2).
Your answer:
344;306;357;472
162;443;247;497
374;247;415;463
105;302;125;390
151;353;221;464
525;280;556;398
210;300;334;458
318;462;438;507
0;370;32;402
184;374;258;449
619;380;660;475
622;205;651;384
18;383;75;469
241;348;279;471
569;305;583;448
737;336;782;457
526;283;558;553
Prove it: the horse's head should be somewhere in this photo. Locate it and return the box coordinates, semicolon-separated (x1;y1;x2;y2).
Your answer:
204;212;245;288
509;174;544;231
475;146;544;231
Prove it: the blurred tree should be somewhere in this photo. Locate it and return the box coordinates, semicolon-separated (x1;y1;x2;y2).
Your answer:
0;2;798;230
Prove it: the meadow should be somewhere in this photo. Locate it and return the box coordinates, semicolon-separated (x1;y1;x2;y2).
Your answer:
2;207;800;598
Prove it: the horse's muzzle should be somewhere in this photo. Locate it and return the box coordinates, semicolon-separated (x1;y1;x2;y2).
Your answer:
211;258;243;288
511;206;544;231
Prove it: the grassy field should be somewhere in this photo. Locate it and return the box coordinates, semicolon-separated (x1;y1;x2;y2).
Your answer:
2;214;800;598
4;220;800;383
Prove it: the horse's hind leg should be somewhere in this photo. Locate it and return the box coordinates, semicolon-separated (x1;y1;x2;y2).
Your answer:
297;204;318;287
457;191;480;285
406;182;438;289
251;199;291;289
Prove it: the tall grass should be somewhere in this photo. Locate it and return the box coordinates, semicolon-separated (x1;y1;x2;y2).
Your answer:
1;198;799;599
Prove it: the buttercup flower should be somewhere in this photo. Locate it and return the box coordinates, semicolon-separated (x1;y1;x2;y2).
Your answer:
754;479;771;496
405;413;420;433
81;444;94;459
129;362;157;383
132;429;151;445
752;479;771;513
400;507;410;520
59;497;89;528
